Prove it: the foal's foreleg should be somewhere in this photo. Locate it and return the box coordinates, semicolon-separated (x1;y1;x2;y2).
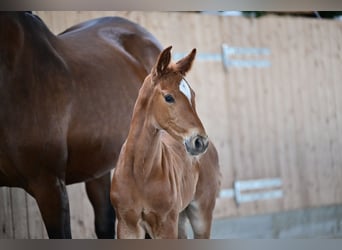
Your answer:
186;200;215;239
116;215;145;239
146;211;179;239
85;172;115;239
178;210;188;239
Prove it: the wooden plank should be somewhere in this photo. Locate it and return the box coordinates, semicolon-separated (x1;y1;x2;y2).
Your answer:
0;188;14;238
255;16;283;214
308;19;329;206
224;16;270;216
68;183;96;239
284;17;311;210
297;17;318;208
312;19;341;206
327;21;342;204
261;16;288;213
8;188;29;238
236;17;260;216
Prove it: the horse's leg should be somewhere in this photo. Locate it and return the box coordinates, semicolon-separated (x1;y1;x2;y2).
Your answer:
29;175;71;238
186;200;215;239
85;172;115;239
178;210;188;239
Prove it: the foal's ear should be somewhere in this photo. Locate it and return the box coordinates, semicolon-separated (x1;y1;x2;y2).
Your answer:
175;48;196;75
152;46;172;79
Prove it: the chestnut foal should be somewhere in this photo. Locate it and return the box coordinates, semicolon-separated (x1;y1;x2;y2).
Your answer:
110;46;221;239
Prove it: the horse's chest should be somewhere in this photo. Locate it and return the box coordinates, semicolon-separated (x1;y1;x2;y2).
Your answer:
144;162;199;212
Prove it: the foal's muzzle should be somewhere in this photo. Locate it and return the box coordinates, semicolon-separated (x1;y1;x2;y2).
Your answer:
185;135;209;156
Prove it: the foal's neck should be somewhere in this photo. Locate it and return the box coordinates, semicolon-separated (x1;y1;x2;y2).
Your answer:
125;81;162;176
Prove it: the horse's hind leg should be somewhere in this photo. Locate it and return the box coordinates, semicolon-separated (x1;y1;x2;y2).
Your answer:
29;175;71;238
85;172;115;238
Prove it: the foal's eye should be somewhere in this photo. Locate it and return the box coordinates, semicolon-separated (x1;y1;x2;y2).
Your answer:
164;94;175;103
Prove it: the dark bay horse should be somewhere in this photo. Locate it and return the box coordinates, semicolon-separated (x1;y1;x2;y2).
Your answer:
0;11;162;238
110;47;221;239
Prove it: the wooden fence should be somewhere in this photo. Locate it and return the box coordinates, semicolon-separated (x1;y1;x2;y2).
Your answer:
1;11;342;238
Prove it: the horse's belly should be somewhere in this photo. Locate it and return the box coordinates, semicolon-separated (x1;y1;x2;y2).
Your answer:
65;135;124;184
65;95;136;184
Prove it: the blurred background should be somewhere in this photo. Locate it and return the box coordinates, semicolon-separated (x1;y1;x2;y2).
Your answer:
1;11;342;238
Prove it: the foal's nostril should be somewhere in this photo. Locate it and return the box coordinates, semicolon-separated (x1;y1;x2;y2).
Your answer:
185;135;209;156
194;137;203;150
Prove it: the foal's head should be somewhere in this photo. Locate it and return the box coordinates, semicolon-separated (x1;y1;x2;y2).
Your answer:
143;46;208;156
